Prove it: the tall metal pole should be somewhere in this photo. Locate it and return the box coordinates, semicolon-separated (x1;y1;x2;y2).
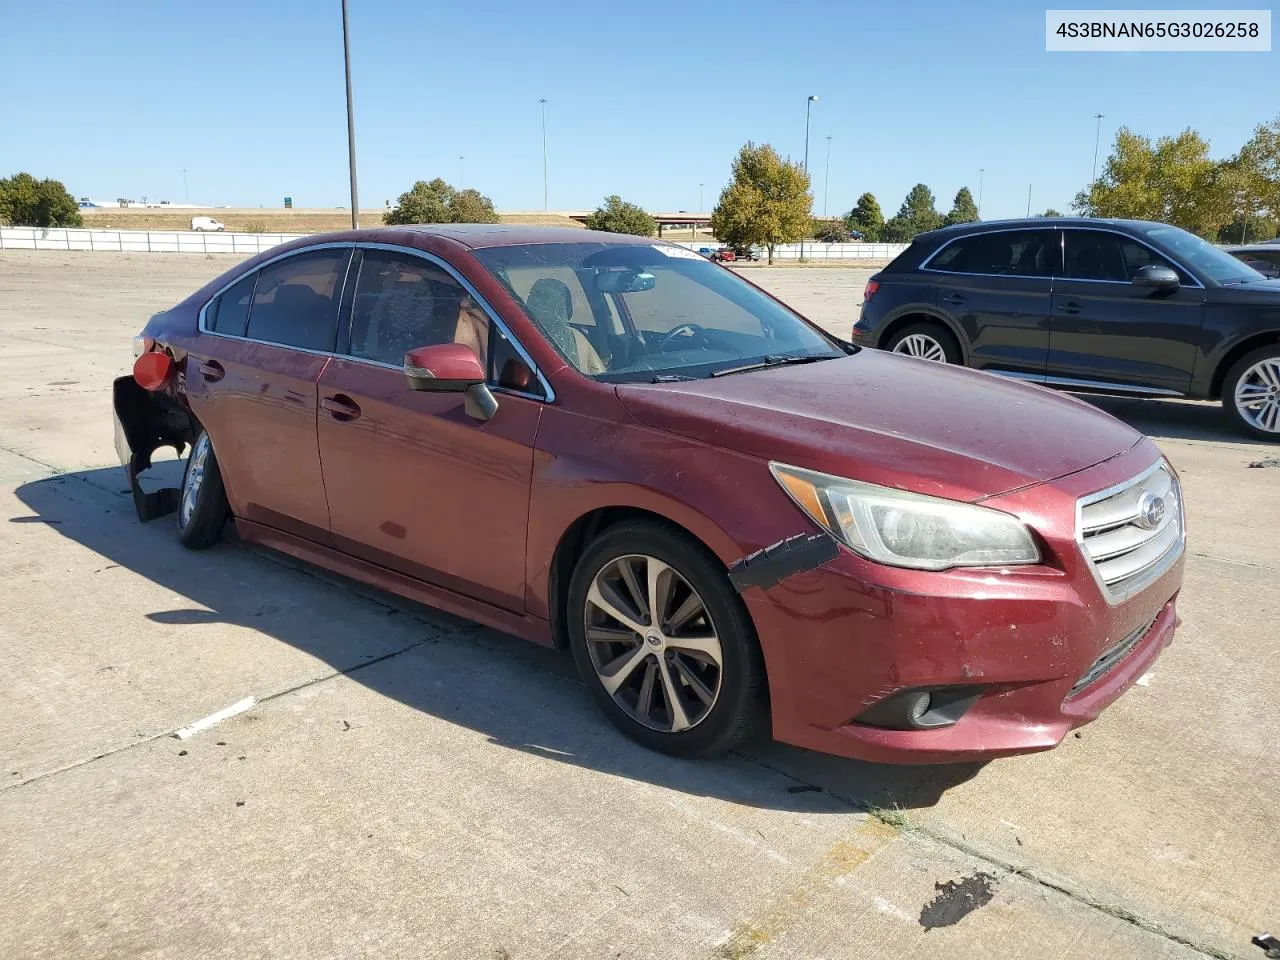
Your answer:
341;0;359;228
183;168;188;203
978;168;984;218
1091;112;1105;183
539;98;549;211
823;135;832;218
1026;183;1032;217
459;156;465;190
801;95;817;260
699;183;703;212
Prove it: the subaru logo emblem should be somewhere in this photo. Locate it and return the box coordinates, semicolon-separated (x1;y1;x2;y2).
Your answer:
1135;492;1166;531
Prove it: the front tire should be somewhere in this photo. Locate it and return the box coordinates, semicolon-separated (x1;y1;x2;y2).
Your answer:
885;321;961;364
177;429;230;549
567;521;768;758
1222;345;1280;441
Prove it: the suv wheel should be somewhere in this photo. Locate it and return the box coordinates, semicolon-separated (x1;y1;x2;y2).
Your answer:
1224;345;1280;440
567;521;768;758
885;321;961;364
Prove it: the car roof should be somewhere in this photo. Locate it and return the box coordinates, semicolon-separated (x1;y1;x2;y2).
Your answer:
359;223;646;249
914;217;1170;242
1223;243;1280;253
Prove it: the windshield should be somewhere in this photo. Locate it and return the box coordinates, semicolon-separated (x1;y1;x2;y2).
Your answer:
1145;226;1262;285
471;242;844;382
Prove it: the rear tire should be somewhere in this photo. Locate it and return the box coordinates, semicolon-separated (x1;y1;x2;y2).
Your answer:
177;429;230;549
1222;345;1280;441
885;321;961;364
567;521;768;758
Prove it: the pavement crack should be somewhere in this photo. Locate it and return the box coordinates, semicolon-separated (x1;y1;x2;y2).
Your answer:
734;752;1235;960
0;639;431;795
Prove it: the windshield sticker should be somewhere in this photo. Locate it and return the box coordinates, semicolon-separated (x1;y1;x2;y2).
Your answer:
652;244;705;260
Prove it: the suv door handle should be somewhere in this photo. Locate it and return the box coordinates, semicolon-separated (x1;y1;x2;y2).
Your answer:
941;293;965;305
197;359;224;382
321;394;362;421
1058;301;1082;315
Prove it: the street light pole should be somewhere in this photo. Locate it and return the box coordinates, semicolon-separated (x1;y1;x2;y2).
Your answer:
183;168;188;203
539;98;549;211
1091;113;1105;183
823;135;832;218
459;156;465;190
801;94;818;260
699;183;703;212
1026;183;1032;217
978;168;984;218
341;0;360;228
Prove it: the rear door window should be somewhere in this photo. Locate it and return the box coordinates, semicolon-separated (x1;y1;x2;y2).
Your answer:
927;230;1055;277
348;250;473;366
206;272;257;338
1063;231;1131;282
245;248;350;351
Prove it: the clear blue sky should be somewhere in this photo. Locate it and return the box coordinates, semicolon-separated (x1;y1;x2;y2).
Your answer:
2;0;1275;219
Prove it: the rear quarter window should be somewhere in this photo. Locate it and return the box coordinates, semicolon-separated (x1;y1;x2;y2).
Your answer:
205;272;257;337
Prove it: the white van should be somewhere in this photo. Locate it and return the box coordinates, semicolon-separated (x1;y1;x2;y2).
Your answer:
190;216;225;232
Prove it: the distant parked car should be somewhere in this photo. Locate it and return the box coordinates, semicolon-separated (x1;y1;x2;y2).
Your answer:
191;217;226;232
712;247;737;263
732;247;762;262
1224;244;1280;279
854;217;1280;440
696;247;715;259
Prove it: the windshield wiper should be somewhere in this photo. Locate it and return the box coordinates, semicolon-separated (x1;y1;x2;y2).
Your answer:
710;354;834;378
650;373;698;383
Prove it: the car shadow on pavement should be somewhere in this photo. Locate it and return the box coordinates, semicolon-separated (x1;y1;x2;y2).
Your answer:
1076;394;1255;445
15;467;984;814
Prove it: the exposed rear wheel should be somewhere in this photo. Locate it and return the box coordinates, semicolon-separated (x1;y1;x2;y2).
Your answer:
1223;346;1280;441
567;521;768;758
177;429;230;549
885;321;961;364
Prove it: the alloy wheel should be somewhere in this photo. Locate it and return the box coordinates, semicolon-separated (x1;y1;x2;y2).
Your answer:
1234;358;1280;433
180;432;211;526
583;554;723;733
892;333;947;361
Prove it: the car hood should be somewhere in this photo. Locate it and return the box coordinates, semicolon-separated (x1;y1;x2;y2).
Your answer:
1208;277;1280;301
615;352;1143;502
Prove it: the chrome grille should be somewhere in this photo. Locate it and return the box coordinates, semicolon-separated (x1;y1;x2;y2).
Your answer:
1077;461;1184;603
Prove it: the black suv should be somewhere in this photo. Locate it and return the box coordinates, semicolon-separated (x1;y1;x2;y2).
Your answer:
853;218;1280;440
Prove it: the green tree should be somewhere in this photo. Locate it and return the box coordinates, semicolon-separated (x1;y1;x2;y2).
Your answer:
710;142;811;263
0;172;82;227
449;188;501;223
1218;212;1278;244
812;218;850;243
1073;128;1231;237
881;215;911;243
384;178;453;225
584;195;656;236
891;183;942;238
1233;115;1280;221
942;186;979;226
844;192;884;240
1037;208;1064;217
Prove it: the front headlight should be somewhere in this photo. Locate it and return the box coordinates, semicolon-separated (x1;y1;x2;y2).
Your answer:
770;463;1040;571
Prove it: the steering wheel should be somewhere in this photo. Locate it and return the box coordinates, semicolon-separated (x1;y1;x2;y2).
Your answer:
660;323;711;351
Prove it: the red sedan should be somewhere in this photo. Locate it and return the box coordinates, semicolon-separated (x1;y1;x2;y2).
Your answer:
114;225;1184;763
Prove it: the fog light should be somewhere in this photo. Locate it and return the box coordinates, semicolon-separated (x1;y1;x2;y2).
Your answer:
854;686;982;731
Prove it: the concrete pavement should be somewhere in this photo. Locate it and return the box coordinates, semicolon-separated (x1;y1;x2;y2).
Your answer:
1;251;1275;959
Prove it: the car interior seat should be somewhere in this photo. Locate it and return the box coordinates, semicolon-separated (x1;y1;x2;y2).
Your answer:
523;278;606;374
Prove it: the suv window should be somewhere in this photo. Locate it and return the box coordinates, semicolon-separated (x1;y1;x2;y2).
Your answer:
206;272;257;338
245;248;349;350
1063;231;1187;284
927;230;1055;277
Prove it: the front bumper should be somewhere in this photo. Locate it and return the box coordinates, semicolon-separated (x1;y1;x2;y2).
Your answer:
742;443;1184;764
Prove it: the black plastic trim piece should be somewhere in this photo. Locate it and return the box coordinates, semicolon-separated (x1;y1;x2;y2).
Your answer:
727;533;840;593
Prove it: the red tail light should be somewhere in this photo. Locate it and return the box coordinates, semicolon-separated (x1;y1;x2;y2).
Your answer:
133;350;174;391
863;279;880;301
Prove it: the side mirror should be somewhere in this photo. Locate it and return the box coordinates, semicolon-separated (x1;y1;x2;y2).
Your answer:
403;343;498;421
1132;264;1179;290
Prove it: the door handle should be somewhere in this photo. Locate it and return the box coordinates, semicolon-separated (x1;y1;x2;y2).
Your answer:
197;359;225;382
321;394;362;421
1058;301;1082;315
941;293;965;305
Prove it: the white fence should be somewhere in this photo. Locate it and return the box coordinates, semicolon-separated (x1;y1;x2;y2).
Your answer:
0;226;302;255
670;241;908;261
0;226;909;262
